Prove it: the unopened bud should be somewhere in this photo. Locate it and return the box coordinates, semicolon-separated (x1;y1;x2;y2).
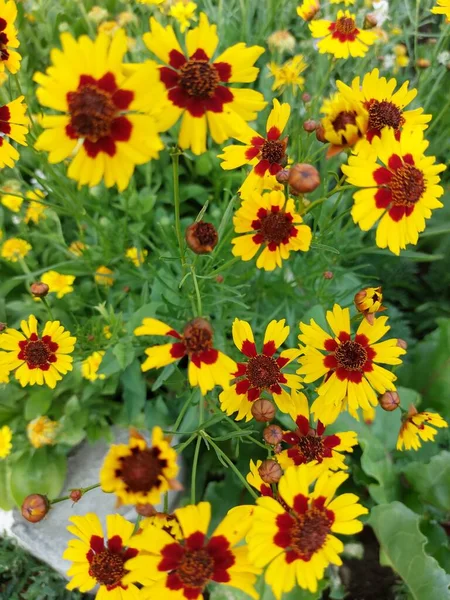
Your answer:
303;119;317;133
0;322;6;332
123;286;130;293
315;124;327;143
416;58;430;69
258;459;282;484
87;334;95;342
275;169;290;184
302;92;311;103
378;391;400;412
364;13;378;29
263;425;283;445
288;164;321;195
185;221;218;254
21;494;50;523
30;282;49;298
216;275;224;284
273;443;282;454
251;398;276;422
136;503;157;517
396;339;408;351
69;489;83;503
323;271;333;280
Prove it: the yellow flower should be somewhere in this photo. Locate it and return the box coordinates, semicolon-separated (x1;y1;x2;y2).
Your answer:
0;0;21;75
297;0;320;21
1;193;22;212
0;96;29;168
24;189;46;224
0;425;12;458
354;286;386;323
169;1;197;33
268;55;307;96
310;10;377;59
69;241;87;256
95;266;114;286
431;0;450;18
267;30;296;53
391;26;402;34
41;271;75;299
1;237;32;262
125;246;148;267
27;416;59;448
397;406;448;450
100;427;179;506
320;92;367;151
98;20;121;36
81;351;106;381
0;315;76;389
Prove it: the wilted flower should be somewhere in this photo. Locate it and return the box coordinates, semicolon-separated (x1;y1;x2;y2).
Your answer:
87;5;108;23
267;30;296;53
27;416;59;448
397;406;447;450
185;221;218;254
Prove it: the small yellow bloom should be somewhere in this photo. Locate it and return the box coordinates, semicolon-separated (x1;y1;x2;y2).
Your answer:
69;241;87;256
27;416;59;448
1;194;22;212
310;10;377;59
0;425;13;459
169;1;197;33
103;325;112;340
88;6;108;23
95;266;114;286
297;0;320;21
98;20;121;36
81;351;106;381
126;247;148;267
268;55;307;96
24;190;47;225
41;271;75;299
267;30;296;53
1;238;32;262
397;406;448;450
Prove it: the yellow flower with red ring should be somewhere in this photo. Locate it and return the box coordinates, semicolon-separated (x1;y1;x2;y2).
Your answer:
0;96;28;168
63;512;140;597
0;315;76;389
342;128;446;256
247;465;368;597
134;316;236;395
144;13;266;155
0;0;21;75
297;0;320;21
397;406;448;451
124;502;260;599
34;30;165;191
232;189;312;272
297;304;406;425
310;10;377;59
320;92;367;150
100;427;179;506
219;318;304;421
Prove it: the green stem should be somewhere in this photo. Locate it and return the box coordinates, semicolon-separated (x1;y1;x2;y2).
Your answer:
171;149;186;269
191;435;202;504
41;297;54;321
191;266;202;316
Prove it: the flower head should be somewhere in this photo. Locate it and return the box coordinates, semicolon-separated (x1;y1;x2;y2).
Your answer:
1;183;22;211
134;316;236;394
125;502;260;599
268;55;307;96
354;286;386;323
34;31;165;191
0;425;12;458
342;128;446;255
0;0;21;74
24;189;47;224
247;465;368;597
82;351;106;381
87;6;108;24
64;513;140;596
41;271;75;298
297;0;320;21
320;92;367;149
0;315;76;388
0;96;28;168
169;1;198;33
95;266;114;286
69;241;87;256
297;304;406;424
144;13;266;155
397;406;448;450
231;189;312;271
100;427;179;506
125;247;148;267
27;416;59;448
310;10;377;59
1;237;32;262
219;318;304;421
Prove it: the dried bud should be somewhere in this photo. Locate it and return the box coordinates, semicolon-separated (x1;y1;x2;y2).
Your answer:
273;443;282;454
21;494;50;523
364;13;378;29
378;391;400;412
87;334;95;342
303;119;317;133
0;322;6;332
263;424;283;445
258;459;282;484
30;282;49;298
251;398;276;422
396;338;408;351
123;286;130;293
302;92;312;103
315;124;327;143
183;317;213;343
185;221;218;254
275;168;290;184
136;503;157;517
215;275;224;284
323;271;334;280
416;58;430;69
288;164;321;195
69;489;83;503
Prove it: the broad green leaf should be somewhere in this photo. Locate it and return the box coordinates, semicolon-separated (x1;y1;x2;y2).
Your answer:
24;388;53;420
369;502;450;600
10;448;67;506
112;341;135;370
120;359;146;424
402;451;450;512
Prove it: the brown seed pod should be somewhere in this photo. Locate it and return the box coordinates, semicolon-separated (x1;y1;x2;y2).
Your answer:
258;459;282;484
0;322;6;332
378;391;401;412
303;119;317;133
315;124;327;143
185;221;218;254
263;425;283;445
251;399;276;422
302;92;312;103
21;494;50;523
69;489;83;503
275;169;290;184
30;282;49;298
288;164;321;195
323;271;334;280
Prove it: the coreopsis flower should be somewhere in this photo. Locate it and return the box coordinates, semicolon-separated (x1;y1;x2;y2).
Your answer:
125;502;260;599
34;31;165;191
247;459;273;496
1;237;31;262
397;406;448;451
134;316;236;394
320;92;367;151
219;318;304;421
143;13;266;155
169;1;198;33
297;0;320;21
310;10;377;59
354;286;386;323
247;465;368;596
268;55;307;96
24;190;47;225
267;30;296;53
278;391;358;471
0;96;28;168
100;427;179;506
27;416;59;448
41;271;75;299
69;240;87;256
1;182;22;211
297;304;406;425
0;0;21;74
125;246;148;267
64;513;140;597
81;351;106;381
95;265;114;286
98;21;121;37
0;425;12;458
342;128;446;255
0;315;76;388
431;0;450;18
231;189;312;271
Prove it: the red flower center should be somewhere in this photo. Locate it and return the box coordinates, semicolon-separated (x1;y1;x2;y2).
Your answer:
247;354;281;389
335;16;357;34
18;334;58;371
179;59;220;98
89;549;126;587
0;18;9;62
390;164;425;206
261;139;286;165
366;99;405;134
259;211;294;246
177;548;215;588
192;222;218;248
115;447;168;494
332;110;357;132
183;319;214;355
288;507;332;560
335;340;367;371
68;84;117;142
296;435;325;462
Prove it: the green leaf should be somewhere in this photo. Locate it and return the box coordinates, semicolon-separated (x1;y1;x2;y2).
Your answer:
402;451;450;512
112;341;135;370
120;359;146;423
24;388;53;420
0;461;14;510
369;502;450;600
209;584;254;599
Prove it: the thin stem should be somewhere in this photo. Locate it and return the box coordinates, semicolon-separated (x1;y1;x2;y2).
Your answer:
191;267;202;316
172;390;196;432
191;435;202;504
171;149;186;269
41;297;54;321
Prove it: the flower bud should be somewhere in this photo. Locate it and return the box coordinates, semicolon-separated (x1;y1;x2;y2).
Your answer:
302;92;312;103
216;275;224;284
323;271;333;280
378;391;400;412
258;459;282;484
273;443;282;454
69;489;83;503
263;425;283;445
275;169;290;184
416;58;430;69
21;494;50;523
185;221;218;254
288;164;321;195
315;124;327;143
136;503;157;517
30;282;49;298
396;338;408;351
251;398;276;422
303;119;317;133
0;322;6;332
364;13;378;29
354;286;385;323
